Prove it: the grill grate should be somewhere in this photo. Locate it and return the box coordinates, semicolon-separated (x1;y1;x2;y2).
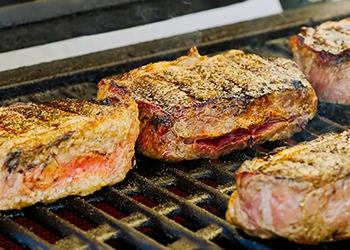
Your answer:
0;2;350;249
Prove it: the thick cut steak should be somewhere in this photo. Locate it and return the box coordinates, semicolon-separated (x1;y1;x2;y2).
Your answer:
290;18;350;104
98;47;317;161
227;129;350;244
0;97;139;210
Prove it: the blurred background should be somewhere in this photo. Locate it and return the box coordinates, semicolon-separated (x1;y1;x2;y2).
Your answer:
0;0;341;72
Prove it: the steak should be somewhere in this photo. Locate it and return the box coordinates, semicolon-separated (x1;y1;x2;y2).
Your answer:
0;97;139;210
98;47;317;162
226;129;350;244
290;18;350;104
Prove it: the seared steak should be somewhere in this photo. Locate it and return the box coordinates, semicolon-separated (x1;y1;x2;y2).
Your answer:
0;97;139;210
226;129;350;244
290;18;350;104
98;47;317;162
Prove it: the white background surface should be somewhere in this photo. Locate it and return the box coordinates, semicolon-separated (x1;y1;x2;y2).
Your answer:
0;0;282;72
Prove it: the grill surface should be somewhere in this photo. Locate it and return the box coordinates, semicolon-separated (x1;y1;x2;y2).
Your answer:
0;2;350;249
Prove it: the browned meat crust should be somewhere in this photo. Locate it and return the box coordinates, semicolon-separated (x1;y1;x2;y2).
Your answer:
98;47;317;162
226;129;350;244
290;18;350;104
0;97;139;210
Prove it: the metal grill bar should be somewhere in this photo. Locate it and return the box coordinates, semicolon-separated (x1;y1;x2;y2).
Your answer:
185;163;236;196
307;115;348;134
127;172;264;249
0;215;52;249
105;187;222;249
168;224;224;249
26;206;112;250
66;197;167;250
163;167;230;211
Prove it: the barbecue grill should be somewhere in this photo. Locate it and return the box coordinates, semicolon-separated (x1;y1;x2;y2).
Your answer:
0;1;350;249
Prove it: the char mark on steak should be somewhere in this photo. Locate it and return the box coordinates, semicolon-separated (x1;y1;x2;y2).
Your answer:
0;96;139;210
98;47;317;162
226;129;350;244
290;17;350;104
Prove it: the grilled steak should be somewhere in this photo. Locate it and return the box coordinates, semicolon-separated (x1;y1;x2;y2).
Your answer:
290;18;350;104
226;129;350;244
98;47;317;162
0;97;139;210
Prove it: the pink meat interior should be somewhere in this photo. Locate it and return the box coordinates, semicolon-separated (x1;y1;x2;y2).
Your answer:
196;119;285;150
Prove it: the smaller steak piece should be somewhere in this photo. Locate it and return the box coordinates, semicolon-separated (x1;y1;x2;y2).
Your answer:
226;130;350;244
290;18;350;104
98;47;317;162
0;97;139;210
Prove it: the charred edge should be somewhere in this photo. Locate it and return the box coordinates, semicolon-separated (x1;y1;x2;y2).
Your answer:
149;114;172;127
292;80;304;89
27;131;74;170
99;97;121;106
294;34;305;47
312;47;350;65
109;80;129;96
5;131;74;173
274;175;287;180
5;150;23;173
292;62;299;68
47;130;75;148
332;56;350;65
299;27;307;37
140;104;173;127
27;163;37;170
193;98;220;108
93;150;108;156
317;50;340;64
44;99;89;115
342;49;350;60
191;97;248;117
247;136;254;145
326;49;350;65
233;97;251;108
184;139;193;144
242;94;255;102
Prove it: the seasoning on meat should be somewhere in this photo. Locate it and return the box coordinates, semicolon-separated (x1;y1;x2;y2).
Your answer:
290;17;350;104
226;129;350;244
0;97;139;210
98;47;317;162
